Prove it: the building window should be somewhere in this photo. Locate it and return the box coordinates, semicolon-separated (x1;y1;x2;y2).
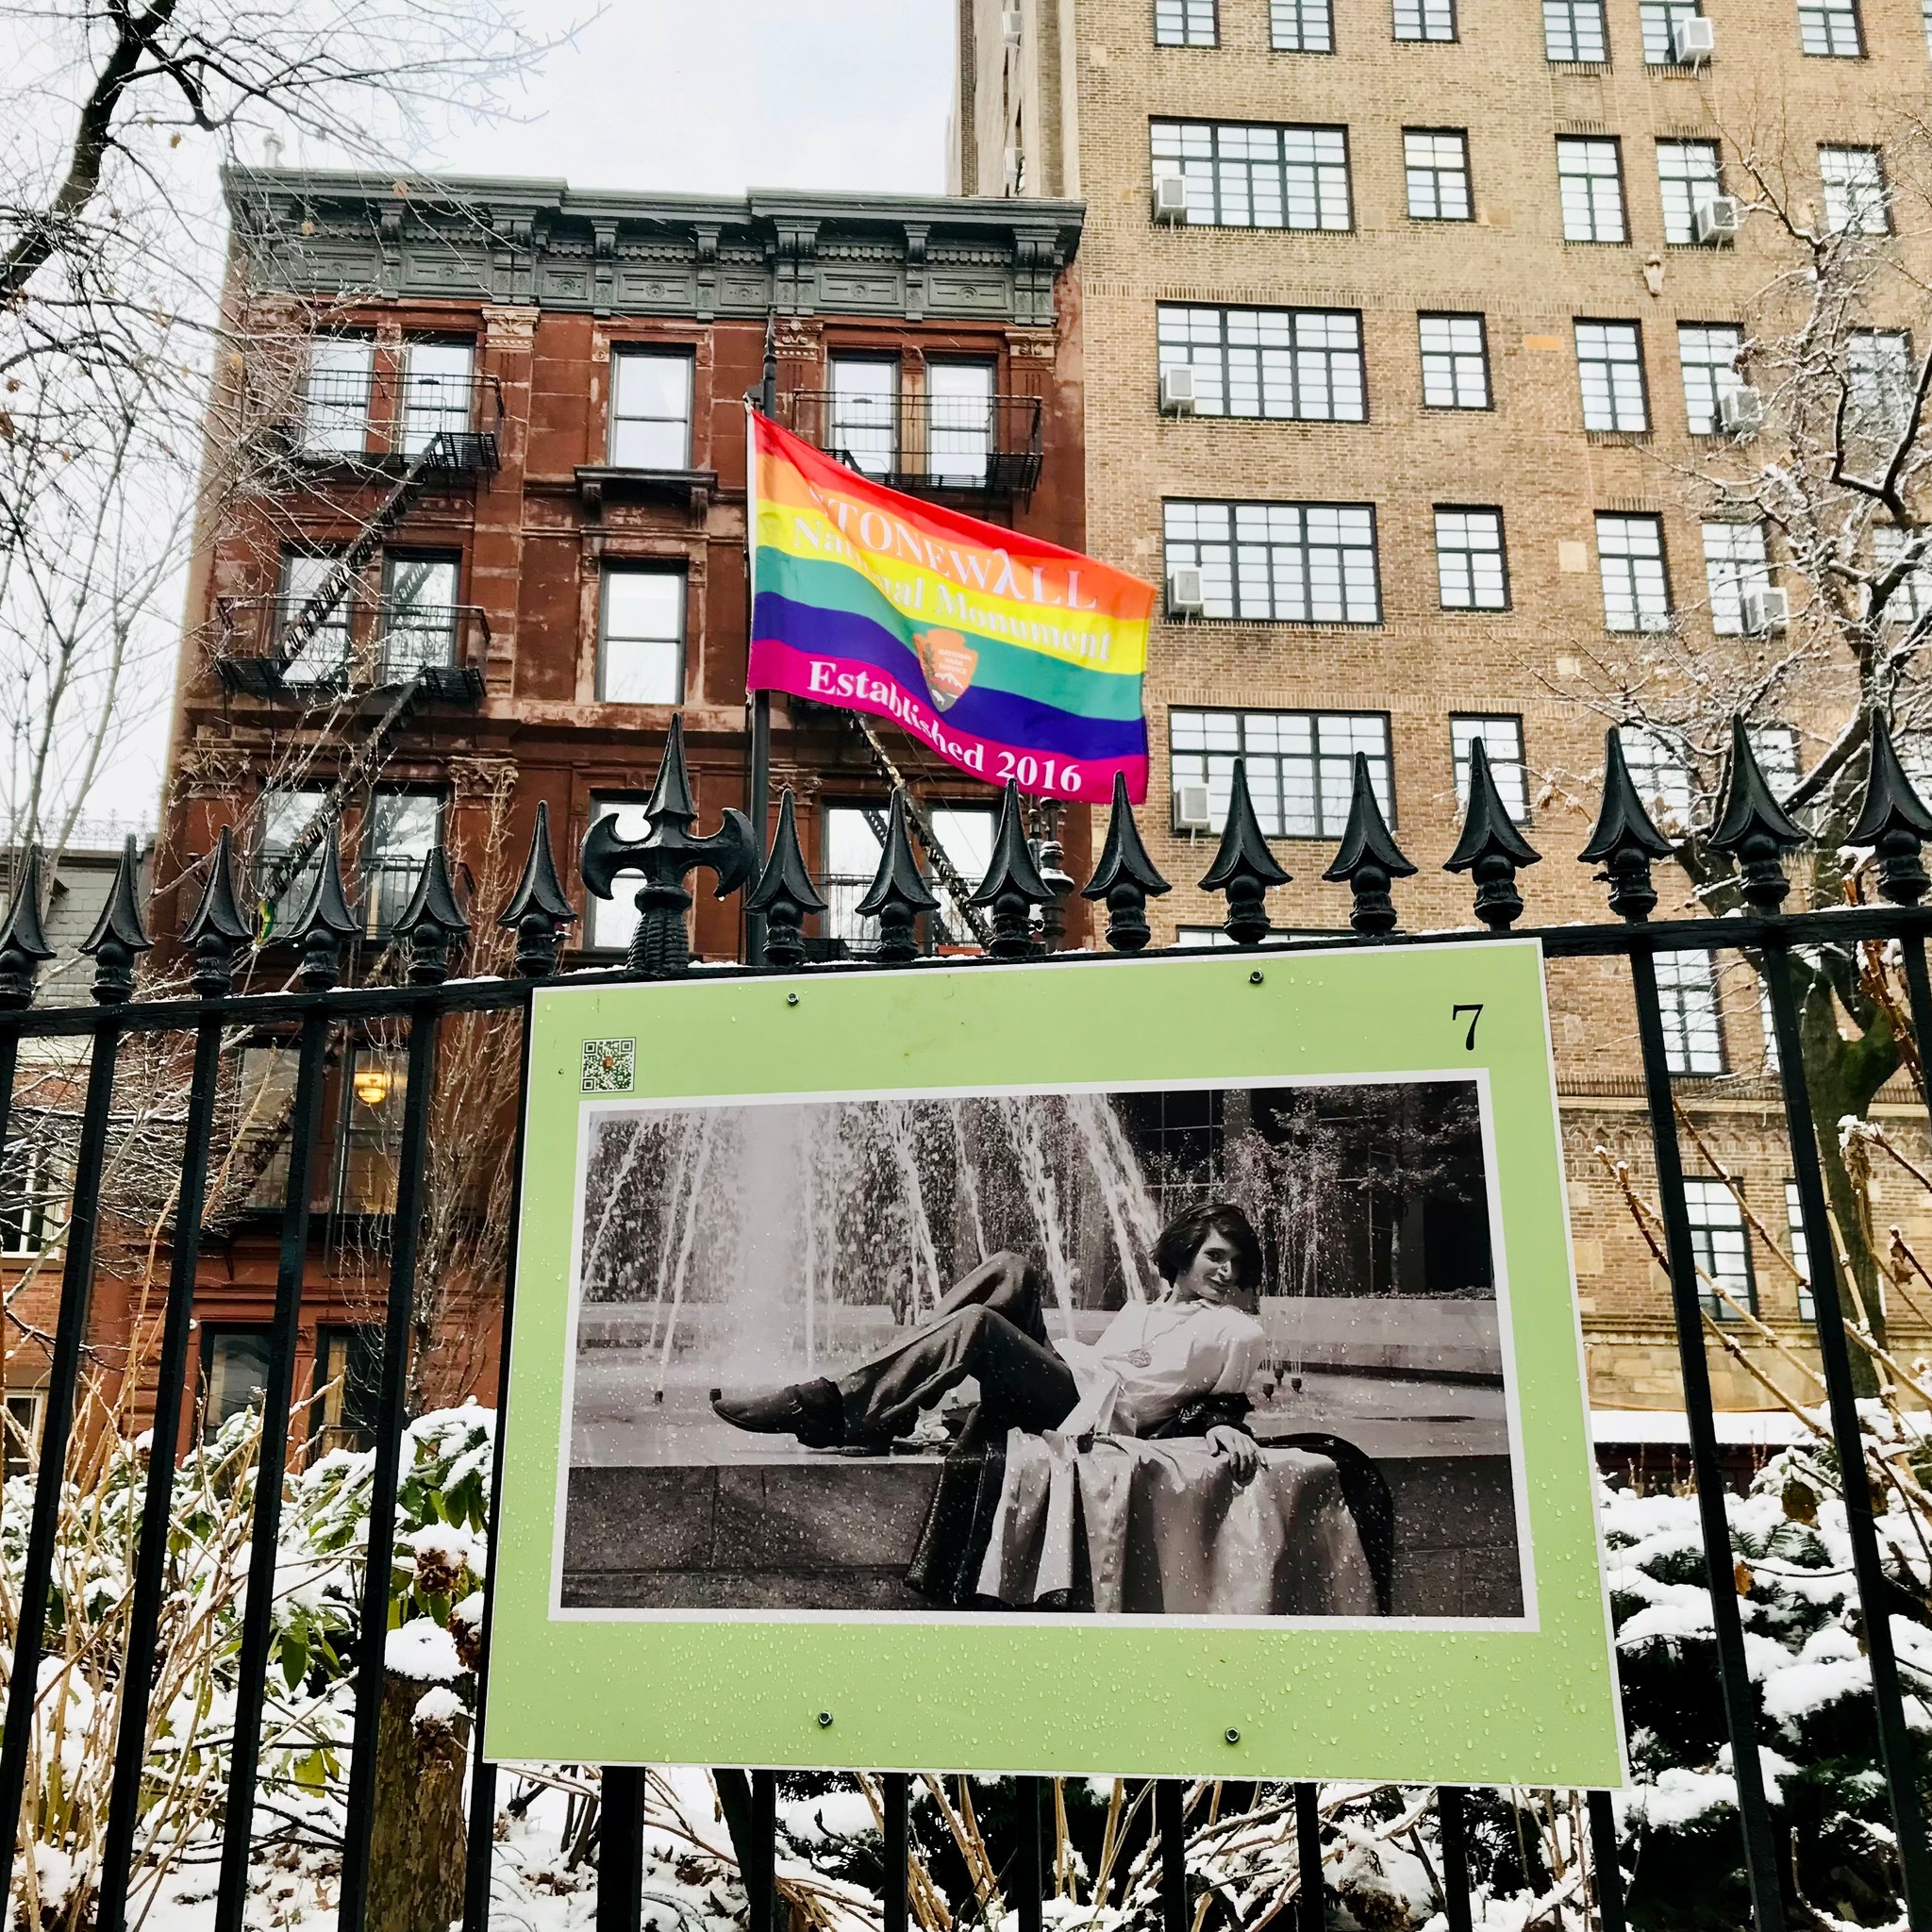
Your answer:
1848;331;1913;437
1786;1181;1816;1321
1641;0;1702;62
1657;141;1724;244
379;552;460;681
236;1044;299;1211
1597;514;1672;630
1434;508;1509;609
1657;955;1726;1076
1157;305;1364;421
200;1327;273;1442
1272;0;1334;49
1821;146;1889;235
1419;313;1491;408
928;361;996;486
1924;0;1932;54
1164;501;1380;624
258;787;329;936
1798;0;1861;56
608;352;693;469
828;357;898;476
598;569;685;705
1171;709;1393;839
1557;138;1625;242
338;1047;408;1214
819;804;993;950
1575;321;1649;431
3;1392;42;1481
1156;0;1218;43
363;791;441;940
1751;724;1801;798
276;552;352;687
0;1141;47;1257
1394;0;1456;39
588;798;646;951
1683;1177;1753;1314
398;340;474;455
1703;522;1772;634
1544;0;1608;59
1874;526;1932;622
1405;130;1472;220
1678;323;1745;433
1151;121;1353;230
313;1326;384;1455
1451;716;1529;820
303;336;373;456
1619;725;1695;820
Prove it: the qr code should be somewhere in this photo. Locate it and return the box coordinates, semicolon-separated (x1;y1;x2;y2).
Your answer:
580;1039;636;1094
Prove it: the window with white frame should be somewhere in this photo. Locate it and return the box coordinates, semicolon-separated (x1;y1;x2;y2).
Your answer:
1544;0;1607;59
598;569;685;705
1151;121;1353;229
1394;0;1456;39
1272;0;1334;49
1798;0;1861;57
1405;130;1472;219
1164;501;1381;623
1640;0;1702;62
379;552;460;680
1924;0;1932;53
1786;1181;1816;1321
829;358;898;476
1575;321;1648;431
928;361;996;486
303;336;374;456
1678;323;1745;433
1557;139;1625;242
398;340;474;455
1848;330;1913;437
1597;515;1671;629
1657;141;1724;244
1451;716;1529;820
1821;146;1888;235
1419;313;1490;408
1703;522;1772;633
819;804;993;949
1157;306;1364;421
1657;954;1726;1075
0;1141;46;1257
1751;723;1801;795
1156;0;1218;42
1171;709;1392;839
258;787;329;935
3;1392;41;1480
277;551;353;686
608;352;693;469
1434;508;1509;609
1619;725;1695;820
1874;526;1932;623
1683;1177;1754;1315
587;798;648;950
363;791;441;940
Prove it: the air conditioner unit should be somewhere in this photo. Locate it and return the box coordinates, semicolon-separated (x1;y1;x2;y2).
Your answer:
1693;194;1740;243
1719;385;1765;436
1002;5;1023;43
1158;365;1198;415
1167;565;1206;616
1673;13;1714;61
1743;585;1790;635
1174;783;1213;832
1152;171;1190;223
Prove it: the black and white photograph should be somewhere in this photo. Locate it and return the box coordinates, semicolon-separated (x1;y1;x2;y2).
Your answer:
558;1077;1530;1622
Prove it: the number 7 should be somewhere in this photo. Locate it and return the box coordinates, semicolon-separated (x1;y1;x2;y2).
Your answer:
1453;1003;1483;1052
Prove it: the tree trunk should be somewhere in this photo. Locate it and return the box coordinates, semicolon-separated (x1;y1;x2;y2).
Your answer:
367;1673;470;1932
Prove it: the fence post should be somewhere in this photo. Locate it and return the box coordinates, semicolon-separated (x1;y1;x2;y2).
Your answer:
1293;1784;1323;1932
1437;1788;1473;1932
1154;1779;1186;1932
1018;1775;1044;1932
882;1774;910;1932
597;1765;645;1932
1587;1790;1626;1932
749;1770;778;1932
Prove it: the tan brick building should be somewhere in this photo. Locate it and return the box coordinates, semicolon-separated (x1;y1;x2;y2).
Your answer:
952;0;1932;1421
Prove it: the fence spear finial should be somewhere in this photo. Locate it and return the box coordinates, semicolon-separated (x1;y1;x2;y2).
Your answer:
746;788;825;969
971;779;1053;959
1082;771;1170;953
1199;756;1291;946
181;825;252;996
81;834;154;1005
1445;738;1540;929
858;791;939;965
1323;753;1416;936
498;800;576;978
395;845;470;985
0;847;55;1011
1579;728;1674;922
287;822;360;991
1708;714;1805;914
1848;710;1932;907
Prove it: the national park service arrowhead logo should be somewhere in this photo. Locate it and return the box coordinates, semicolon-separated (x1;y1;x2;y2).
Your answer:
912;626;977;711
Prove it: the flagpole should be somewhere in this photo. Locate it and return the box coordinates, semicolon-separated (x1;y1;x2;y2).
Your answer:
745;325;777;965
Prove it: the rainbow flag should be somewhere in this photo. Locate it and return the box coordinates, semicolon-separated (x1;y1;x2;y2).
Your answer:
748;411;1153;803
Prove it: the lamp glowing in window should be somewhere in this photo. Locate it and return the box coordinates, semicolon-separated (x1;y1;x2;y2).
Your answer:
352;1065;393;1108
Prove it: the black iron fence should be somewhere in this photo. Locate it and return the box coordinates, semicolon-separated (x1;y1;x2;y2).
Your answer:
0;709;1928;1932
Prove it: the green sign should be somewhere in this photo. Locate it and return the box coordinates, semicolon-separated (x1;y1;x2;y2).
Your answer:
486;943;1624;1784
